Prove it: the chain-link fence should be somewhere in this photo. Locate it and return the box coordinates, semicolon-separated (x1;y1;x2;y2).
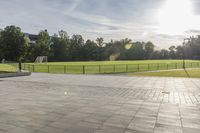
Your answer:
22;62;200;74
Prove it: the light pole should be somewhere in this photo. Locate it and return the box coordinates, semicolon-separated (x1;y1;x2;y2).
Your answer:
182;38;190;70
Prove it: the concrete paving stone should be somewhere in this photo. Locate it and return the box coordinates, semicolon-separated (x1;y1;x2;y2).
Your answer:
0;123;16;132
36;112;63;122
182;118;200;129
128;117;155;132
114;109;137;117
124;129;153;133
24;119;52;128
180;106;200;119
48;120;74;130
19;121;46;130
94;125;125;133
157;116;182;127
0;73;200;133
8;127;36;133
92;110;114;118
103;114;133;128
135;115;157;123
158;111;180;119
83;114;110;124
183;127;200;133
0;131;7;133
57;117;82;125
63;121;100;133
76;107;98;114
77;121;101;129
36;126;65;133
63;112;90;120
154;123;183;133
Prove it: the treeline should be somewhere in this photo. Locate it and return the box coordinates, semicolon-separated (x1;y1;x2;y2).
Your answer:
0;25;200;62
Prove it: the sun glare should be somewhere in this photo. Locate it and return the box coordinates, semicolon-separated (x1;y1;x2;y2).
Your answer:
157;0;198;35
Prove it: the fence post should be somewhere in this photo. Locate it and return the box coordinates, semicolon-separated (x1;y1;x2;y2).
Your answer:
148;64;150;71
113;65;115;73
176;63;177;69
126;64;128;72
167;64;169;70
138;64;140;72
157;63;159;70
83;65;85;74
18;61;22;72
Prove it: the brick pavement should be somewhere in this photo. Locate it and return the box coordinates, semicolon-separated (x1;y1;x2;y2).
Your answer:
0;73;200;133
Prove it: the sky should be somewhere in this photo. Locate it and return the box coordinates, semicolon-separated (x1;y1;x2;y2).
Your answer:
1;0;200;48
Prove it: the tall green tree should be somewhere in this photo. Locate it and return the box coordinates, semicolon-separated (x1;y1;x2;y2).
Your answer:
160;49;169;59
50;30;69;61
169;45;176;59
0;29;3;59
129;42;145;60
82;39;98;60
184;36;200;59
0;25;27;61
34;30;50;58
144;42;155;59
69;34;84;60
96;37;104;47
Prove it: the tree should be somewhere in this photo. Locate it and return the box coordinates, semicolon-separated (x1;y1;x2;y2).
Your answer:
50;31;69;61
3;25;199;62
169;45;176;59
160;49;169;59
69;34;84;60
144;42;155;59
82;40;98;60
0;25;27;61
0;29;3;59
151;50;161;59
96;37;104;47
183;36;200;59
104;40;121;60
130;42;145;60
23;36;32;61
34;30;50;58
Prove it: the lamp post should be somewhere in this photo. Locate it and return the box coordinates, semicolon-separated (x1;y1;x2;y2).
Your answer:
18;56;23;72
182;38;190;70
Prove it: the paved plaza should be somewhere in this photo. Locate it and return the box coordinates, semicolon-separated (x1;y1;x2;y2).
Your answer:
0;73;200;133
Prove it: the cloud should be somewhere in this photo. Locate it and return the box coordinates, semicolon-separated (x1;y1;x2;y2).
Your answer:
153;34;184;40
185;29;200;34
0;0;200;48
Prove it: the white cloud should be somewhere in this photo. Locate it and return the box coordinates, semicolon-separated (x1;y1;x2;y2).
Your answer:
1;0;200;48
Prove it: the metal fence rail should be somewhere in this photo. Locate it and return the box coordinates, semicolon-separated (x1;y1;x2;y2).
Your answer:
22;62;200;74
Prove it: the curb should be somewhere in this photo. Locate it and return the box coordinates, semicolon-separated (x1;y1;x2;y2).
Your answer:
0;72;31;78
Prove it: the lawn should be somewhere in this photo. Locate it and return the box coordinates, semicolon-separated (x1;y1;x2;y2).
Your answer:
128;69;200;78
22;60;200;74
26;59;199;65
0;64;18;73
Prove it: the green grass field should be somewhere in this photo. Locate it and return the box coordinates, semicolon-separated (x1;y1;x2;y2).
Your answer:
22;60;200;74
0;64;18;73
25;60;199;65
128;69;200;78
